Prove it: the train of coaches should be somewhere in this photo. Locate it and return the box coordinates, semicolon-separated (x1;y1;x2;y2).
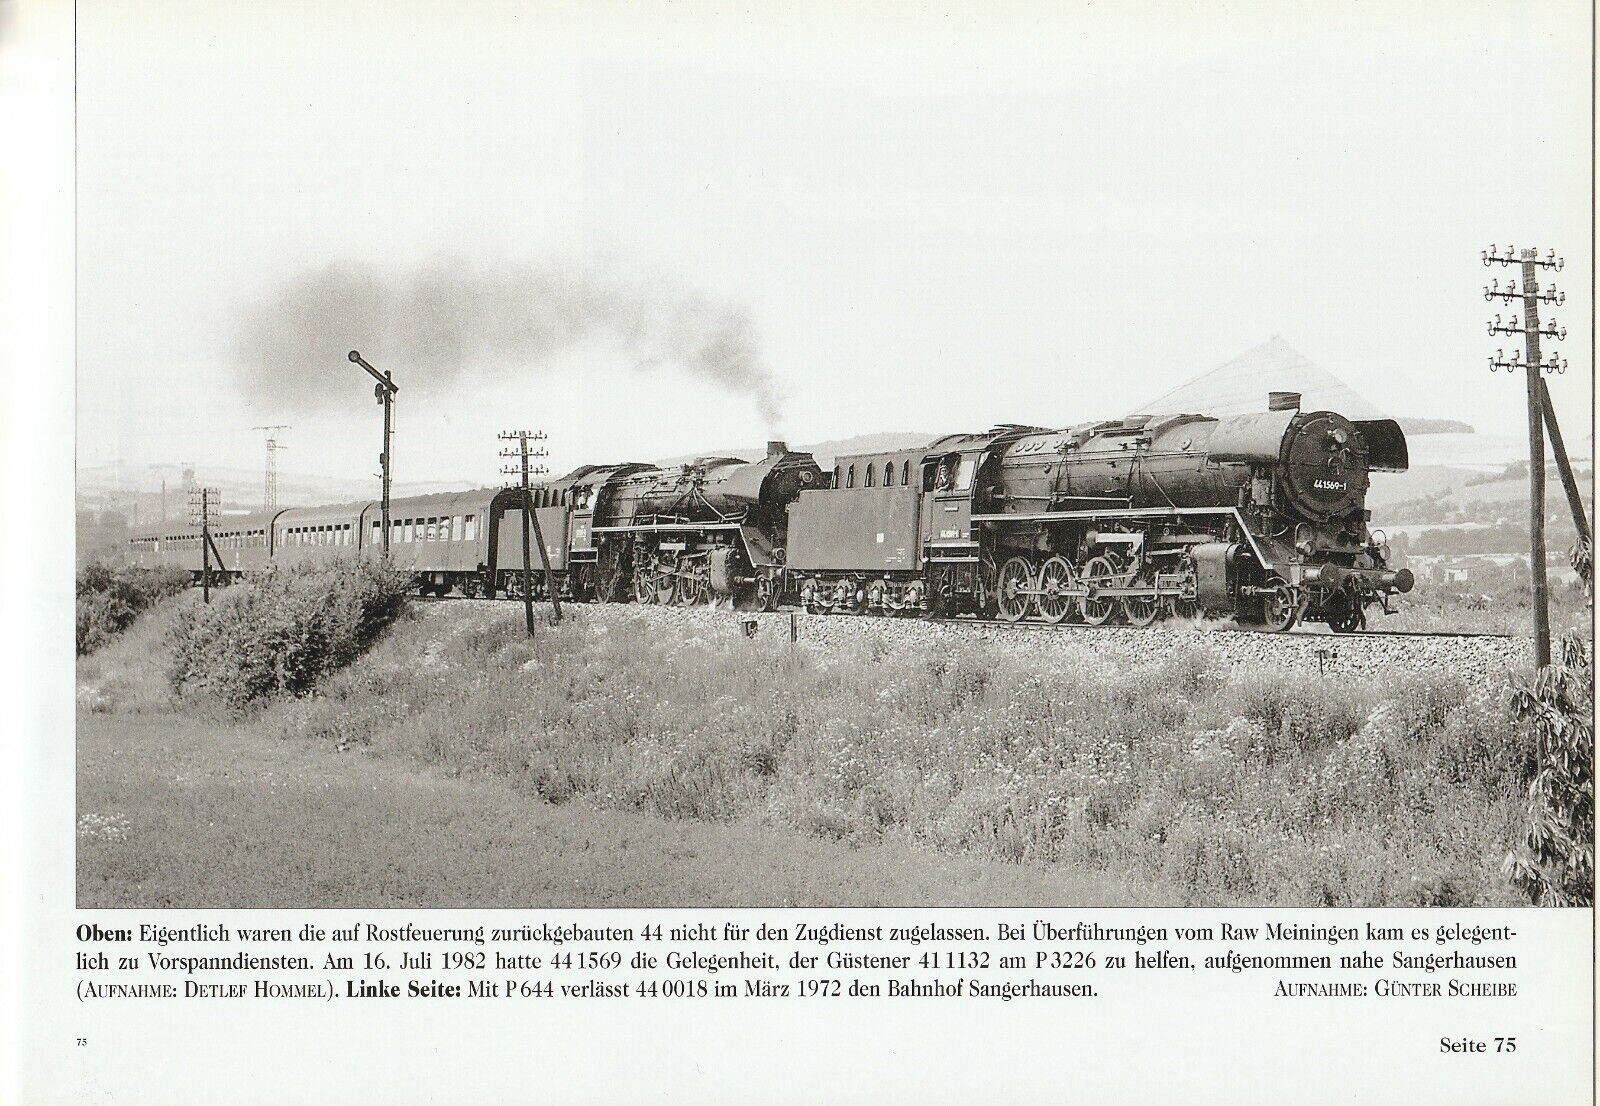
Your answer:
129;392;1415;632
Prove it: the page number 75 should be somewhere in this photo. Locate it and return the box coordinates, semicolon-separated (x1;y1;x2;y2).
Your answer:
1495;1038;1517;1053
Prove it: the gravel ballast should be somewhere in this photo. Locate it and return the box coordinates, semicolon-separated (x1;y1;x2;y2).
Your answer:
453;600;1531;682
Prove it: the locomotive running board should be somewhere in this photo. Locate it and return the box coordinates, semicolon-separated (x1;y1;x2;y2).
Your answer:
969;506;1270;568
591;523;745;533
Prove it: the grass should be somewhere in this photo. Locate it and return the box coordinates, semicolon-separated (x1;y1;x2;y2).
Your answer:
78;584;1561;907
1378;578;1590;636
76;711;1165;908
270;602;1540;906
76;562;190;655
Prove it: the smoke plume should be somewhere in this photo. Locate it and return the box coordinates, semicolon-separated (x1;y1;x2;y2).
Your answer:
233;258;785;428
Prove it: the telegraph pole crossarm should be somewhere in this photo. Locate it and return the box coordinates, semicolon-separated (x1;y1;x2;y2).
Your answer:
188;486;222;604
1483;244;1568;668
349;351;399;557
499;430;559;636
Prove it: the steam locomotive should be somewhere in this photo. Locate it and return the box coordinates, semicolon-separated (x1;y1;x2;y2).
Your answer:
127;391;1412;632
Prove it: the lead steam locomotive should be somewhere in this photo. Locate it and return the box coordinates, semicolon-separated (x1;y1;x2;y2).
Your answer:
129;390;1413;632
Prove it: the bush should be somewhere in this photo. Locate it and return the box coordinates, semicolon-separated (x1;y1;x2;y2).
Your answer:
167;558;411;710
76;563;190;654
1504;634;1594;906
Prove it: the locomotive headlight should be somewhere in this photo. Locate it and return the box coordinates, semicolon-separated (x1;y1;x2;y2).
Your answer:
1367;528;1390;562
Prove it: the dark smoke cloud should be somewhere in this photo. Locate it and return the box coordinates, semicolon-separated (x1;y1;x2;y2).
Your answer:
233;259;785;428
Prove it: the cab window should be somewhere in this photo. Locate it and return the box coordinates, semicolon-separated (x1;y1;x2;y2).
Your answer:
953;457;977;492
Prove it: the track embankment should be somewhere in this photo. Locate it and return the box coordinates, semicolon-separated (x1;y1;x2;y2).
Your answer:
504;602;1530;682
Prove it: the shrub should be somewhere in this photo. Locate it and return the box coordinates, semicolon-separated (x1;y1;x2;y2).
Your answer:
76;563;190;654
1504;633;1594;906
167;558;411;710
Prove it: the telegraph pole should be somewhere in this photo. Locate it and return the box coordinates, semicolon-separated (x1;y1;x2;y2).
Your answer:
1484;244;1567;667
348;352;398;556
188;485;221;604
499;430;560;635
253;425;291;510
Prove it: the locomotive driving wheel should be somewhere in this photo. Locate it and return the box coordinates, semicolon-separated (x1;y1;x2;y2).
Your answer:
1078;555;1119;626
1035;556;1076;624
676;565;707;607
1166;596;1199;622
1120;566;1162;628
996;556;1033;622
633;564;658;605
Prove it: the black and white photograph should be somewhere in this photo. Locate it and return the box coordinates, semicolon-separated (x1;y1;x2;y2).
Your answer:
64;0;1592;913
6;0;1595;1102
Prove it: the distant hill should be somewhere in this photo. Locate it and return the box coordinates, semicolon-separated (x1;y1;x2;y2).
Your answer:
75;462;476;524
1395;417;1473;435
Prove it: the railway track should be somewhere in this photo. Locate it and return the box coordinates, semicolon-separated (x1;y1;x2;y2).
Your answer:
410;593;1513;640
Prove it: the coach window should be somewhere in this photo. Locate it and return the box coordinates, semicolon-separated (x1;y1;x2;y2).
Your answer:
403;520;414;543
464;515;477;541
447;516;459;541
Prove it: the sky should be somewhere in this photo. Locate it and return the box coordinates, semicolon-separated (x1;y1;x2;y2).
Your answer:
76;0;1593;491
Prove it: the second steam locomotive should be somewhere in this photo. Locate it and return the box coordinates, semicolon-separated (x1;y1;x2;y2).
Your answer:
130;391;1413;632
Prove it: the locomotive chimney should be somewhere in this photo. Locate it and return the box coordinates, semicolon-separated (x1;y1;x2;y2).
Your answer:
1268;391;1301;412
766;440;788;458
